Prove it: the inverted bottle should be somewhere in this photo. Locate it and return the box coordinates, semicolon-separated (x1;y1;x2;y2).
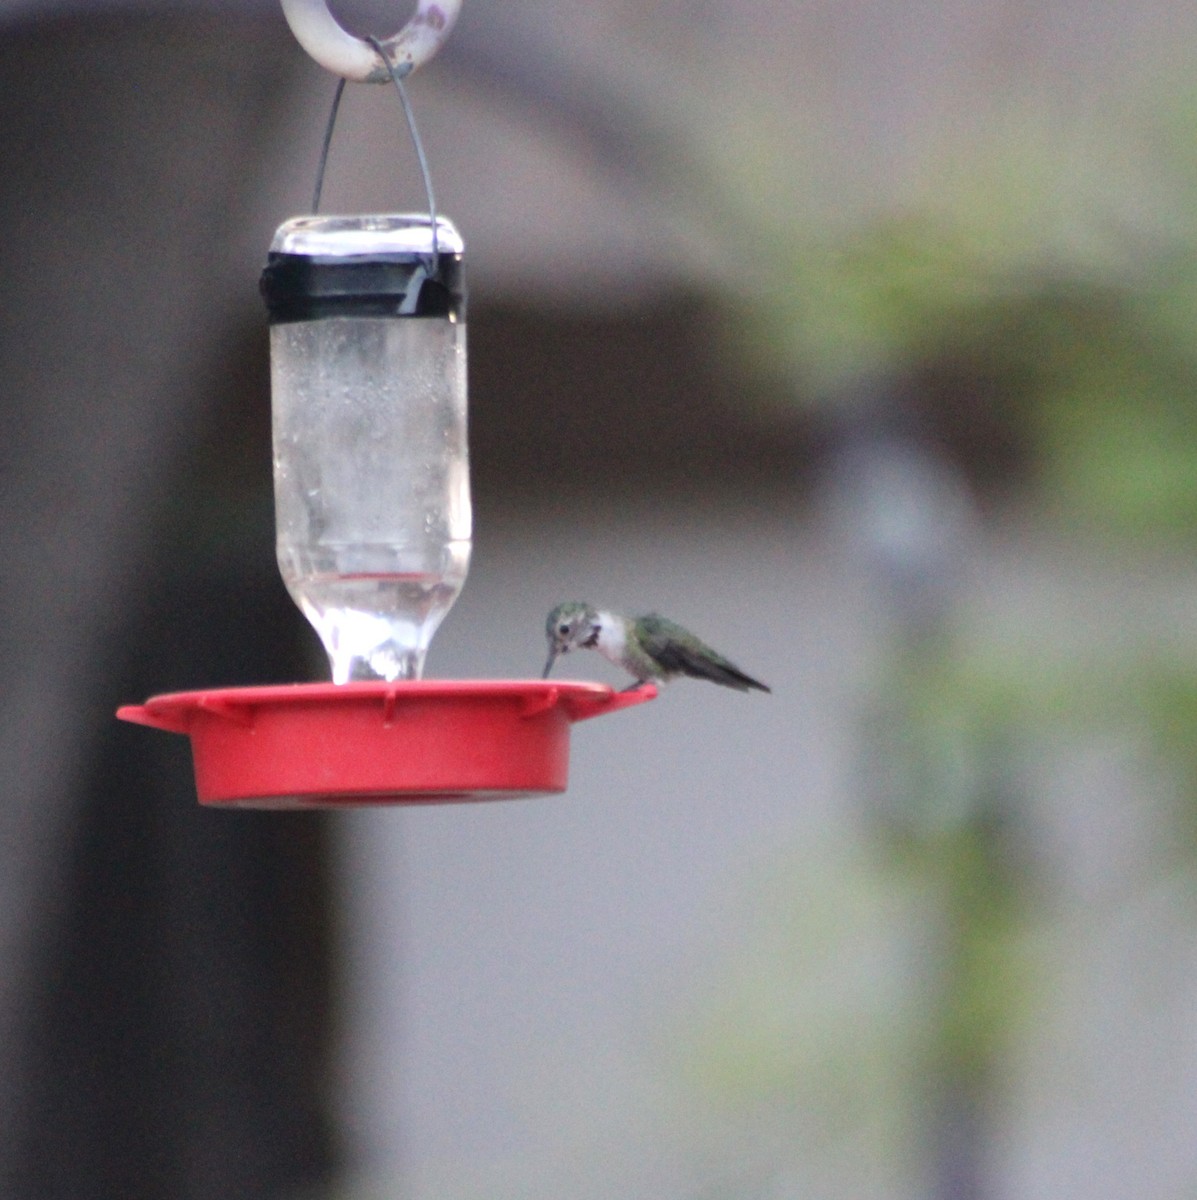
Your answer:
261;214;470;683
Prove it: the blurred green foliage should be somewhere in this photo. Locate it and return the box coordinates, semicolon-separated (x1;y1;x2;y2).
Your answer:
665;78;1197;1195
706;85;1197;537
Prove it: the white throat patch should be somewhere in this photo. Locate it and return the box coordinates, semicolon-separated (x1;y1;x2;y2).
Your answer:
592;610;626;666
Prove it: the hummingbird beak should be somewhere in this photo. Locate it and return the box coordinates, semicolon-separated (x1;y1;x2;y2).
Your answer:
543;648;558;679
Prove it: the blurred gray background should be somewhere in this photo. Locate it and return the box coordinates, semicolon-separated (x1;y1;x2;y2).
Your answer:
5;1;1197;1197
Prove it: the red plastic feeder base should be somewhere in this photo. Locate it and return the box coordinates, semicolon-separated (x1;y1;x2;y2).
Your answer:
117;680;656;808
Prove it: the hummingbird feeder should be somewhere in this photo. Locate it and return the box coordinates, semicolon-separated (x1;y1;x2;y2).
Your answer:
117;0;654;807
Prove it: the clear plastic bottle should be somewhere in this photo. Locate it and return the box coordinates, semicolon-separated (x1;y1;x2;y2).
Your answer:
261;214;469;682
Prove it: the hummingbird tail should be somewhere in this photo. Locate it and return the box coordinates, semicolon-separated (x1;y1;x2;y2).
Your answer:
662;641;770;692
701;662;771;692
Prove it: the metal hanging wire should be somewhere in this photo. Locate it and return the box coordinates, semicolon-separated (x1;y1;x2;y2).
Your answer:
310;77;346;214
286;0;454;260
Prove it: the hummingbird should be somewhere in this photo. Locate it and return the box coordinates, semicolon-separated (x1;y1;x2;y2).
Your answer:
543;602;770;693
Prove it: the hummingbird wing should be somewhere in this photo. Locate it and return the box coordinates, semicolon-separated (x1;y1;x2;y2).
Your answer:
637;614;771;693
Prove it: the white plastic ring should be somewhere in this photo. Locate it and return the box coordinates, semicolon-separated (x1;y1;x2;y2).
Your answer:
279;0;462;82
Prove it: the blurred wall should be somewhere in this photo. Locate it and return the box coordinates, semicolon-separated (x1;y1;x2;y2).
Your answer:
0;12;339;1197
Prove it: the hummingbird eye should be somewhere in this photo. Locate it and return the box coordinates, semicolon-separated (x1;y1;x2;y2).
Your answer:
558;623;570;636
